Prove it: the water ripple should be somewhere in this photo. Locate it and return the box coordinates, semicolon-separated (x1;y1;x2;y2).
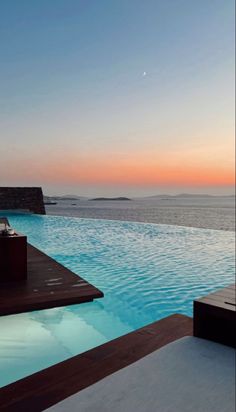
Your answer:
0;213;234;387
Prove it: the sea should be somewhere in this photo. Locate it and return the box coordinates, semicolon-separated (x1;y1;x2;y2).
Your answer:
45;195;235;231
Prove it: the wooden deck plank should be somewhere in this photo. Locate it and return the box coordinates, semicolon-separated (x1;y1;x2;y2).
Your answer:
0;243;103;316
206;288;236;299
0;314;193;412
199;296;236;311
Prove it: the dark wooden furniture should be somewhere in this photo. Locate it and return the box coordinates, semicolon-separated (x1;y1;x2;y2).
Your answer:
0;243;103;316
0;232;27;283
194;284;236;348
0;314;192;412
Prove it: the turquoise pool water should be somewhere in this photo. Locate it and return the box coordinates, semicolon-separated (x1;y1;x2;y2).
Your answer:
0;213;235;387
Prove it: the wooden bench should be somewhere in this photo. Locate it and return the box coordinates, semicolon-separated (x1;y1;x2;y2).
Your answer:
194;284;236;348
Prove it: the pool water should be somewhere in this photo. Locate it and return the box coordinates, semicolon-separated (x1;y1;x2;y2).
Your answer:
0;213;235;387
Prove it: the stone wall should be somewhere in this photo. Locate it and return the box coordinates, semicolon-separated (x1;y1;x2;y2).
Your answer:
0;187;45;214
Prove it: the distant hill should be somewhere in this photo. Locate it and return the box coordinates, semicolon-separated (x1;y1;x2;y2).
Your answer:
44;195;87;201
44;193;235;202
90;197;131;201
144;193;235;199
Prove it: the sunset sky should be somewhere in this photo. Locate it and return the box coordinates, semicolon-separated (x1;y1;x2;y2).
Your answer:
0;0;235;196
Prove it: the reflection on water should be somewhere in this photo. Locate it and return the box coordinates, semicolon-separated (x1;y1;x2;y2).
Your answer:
0;213;234;387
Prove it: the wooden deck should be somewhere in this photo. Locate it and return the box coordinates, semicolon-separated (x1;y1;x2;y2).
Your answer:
0;314;192;412
0;243;103;316
194;284;236;348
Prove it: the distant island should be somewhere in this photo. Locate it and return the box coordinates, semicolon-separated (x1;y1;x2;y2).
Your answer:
90;197;131;201
44;195;81;201
44;201;57;205
44;193;235;202
144;193;235;199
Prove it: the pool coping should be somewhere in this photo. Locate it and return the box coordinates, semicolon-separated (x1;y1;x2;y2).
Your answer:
0;243;103;316
0;313;193;411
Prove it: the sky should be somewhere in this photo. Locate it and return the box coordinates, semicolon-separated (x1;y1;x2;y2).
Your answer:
0;0;235;197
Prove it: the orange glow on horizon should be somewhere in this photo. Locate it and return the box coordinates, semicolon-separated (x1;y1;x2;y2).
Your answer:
6;151;235;188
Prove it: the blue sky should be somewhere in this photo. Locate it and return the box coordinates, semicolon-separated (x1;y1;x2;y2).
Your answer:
0;0;235;196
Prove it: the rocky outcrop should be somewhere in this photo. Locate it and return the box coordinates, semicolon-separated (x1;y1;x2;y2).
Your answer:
0;187;45;214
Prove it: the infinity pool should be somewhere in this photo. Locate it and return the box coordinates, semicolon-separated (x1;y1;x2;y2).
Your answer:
0;213;235;387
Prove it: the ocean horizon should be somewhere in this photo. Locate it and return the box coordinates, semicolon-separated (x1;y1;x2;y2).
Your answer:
44;195;235;232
